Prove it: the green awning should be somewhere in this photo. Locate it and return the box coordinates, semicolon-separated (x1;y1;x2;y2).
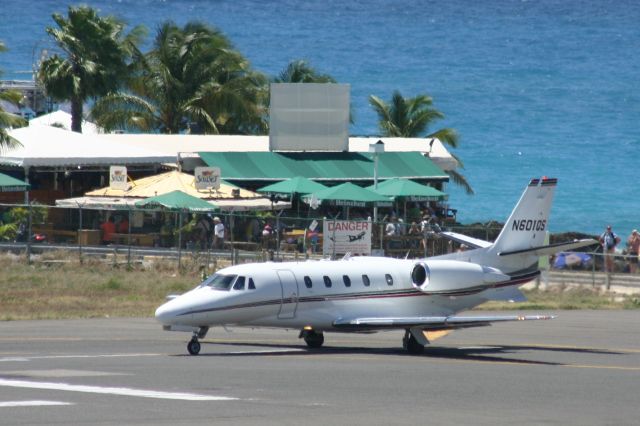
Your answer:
257;176;328;195
0;172;30;192
198;151;448;182
135;190;218;212
367;178;448;201
303;182;393;208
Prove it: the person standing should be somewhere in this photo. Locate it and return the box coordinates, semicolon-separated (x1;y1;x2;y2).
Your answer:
385;217;397;236
599;225;621;273
213;216;225;249
626;229;640;273
100;216;116;245
117;215;129;233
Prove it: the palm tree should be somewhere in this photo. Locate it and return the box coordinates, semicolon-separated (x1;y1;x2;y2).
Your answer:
92;21;267;135
0;41;27;151
369;90;473;194
274;60;336;83
38;6;144;133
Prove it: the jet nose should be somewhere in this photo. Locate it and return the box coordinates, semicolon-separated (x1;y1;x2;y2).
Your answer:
155;302;178;325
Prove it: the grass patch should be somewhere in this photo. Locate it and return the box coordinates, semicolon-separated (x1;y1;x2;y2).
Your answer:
0;253;227;321
477;287;640;311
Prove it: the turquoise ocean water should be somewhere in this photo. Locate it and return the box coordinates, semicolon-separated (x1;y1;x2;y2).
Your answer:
1;0;638;237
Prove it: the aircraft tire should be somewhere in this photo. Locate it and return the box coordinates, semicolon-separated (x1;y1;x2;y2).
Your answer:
403;334;425;355
187;338;201;355
304;331;324;348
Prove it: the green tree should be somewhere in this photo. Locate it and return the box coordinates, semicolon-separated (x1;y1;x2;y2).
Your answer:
0;41;27;151
369;90;473;194
92;21;267;135
274;60;337;83
38;6;144;133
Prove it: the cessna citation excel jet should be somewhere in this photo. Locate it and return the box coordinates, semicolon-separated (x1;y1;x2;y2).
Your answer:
156;178;595;355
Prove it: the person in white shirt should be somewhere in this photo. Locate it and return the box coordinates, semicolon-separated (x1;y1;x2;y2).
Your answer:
213;216;225;249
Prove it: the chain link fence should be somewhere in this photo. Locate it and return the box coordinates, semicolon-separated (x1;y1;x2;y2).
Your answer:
2;202;637;281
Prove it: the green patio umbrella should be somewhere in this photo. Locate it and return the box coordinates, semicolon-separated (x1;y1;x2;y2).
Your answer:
135;190;217;267
0;172;30;192
367;178;448;201
257;176;328;196
367;178;447;222
258;176;329;217
303;182;392;214
134;190;217;212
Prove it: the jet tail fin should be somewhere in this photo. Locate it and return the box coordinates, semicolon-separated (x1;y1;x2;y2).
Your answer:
490;177;557;256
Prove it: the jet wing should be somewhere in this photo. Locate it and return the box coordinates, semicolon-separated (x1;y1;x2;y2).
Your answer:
438;231;492;249
333;314;554;331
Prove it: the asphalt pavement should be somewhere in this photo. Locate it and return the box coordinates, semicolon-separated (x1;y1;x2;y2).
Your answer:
0;311;639;425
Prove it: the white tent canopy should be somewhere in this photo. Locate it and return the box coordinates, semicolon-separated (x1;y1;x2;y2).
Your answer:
97;134;458;171
2;125;175;168
29;110;102;134
55;196;287;212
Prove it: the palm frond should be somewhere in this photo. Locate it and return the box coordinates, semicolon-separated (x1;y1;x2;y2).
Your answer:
447;169;474;195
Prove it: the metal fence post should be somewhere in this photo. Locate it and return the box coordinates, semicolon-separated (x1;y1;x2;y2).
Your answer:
127;207;132;267
77;203;83;264
26;201;32;265
592;252;596;288
177;210;183;270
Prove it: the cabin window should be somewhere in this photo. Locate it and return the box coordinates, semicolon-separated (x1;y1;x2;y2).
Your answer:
362;274;370;287
343;275;351;287
202;274;237;291
304;276;312;288
233;276;246;290
323;276;332;288
248;278;256;290
385;274;393;286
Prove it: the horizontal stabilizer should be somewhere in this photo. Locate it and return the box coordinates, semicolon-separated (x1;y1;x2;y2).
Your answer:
498;239;597;257
333;314;554;331
439;231;492;249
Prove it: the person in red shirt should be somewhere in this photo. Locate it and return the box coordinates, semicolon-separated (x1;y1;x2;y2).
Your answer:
100;216;116;245
117;216;129;233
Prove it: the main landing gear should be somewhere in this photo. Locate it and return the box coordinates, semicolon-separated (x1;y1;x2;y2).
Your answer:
187;327;209;356
403;329;427;355
300;329;324;348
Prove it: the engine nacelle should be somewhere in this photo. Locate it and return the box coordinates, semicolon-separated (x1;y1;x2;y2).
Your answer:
411;260;510;295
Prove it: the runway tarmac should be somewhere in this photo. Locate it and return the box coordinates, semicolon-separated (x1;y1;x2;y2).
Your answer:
1;311;639;425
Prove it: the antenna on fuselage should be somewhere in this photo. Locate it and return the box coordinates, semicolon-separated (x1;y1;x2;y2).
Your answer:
342;252;352;260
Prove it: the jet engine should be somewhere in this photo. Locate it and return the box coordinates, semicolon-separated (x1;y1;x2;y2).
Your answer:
411;260;510;295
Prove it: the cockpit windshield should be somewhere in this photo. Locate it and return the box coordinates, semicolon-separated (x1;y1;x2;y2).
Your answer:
199;274;238;291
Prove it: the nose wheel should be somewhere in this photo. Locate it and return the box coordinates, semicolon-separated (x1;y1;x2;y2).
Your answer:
187;337;201;355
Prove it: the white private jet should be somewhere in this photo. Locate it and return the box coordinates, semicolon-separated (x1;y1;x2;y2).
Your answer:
155;178;595;355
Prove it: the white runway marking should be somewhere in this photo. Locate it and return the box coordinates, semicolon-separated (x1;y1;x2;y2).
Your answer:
0;400;73;407
0;379;237;401
0;353;161;362
225;349;305;355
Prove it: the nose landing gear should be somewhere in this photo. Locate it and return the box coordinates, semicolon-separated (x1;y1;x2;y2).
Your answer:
187;338;201;355
186;327;209;356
